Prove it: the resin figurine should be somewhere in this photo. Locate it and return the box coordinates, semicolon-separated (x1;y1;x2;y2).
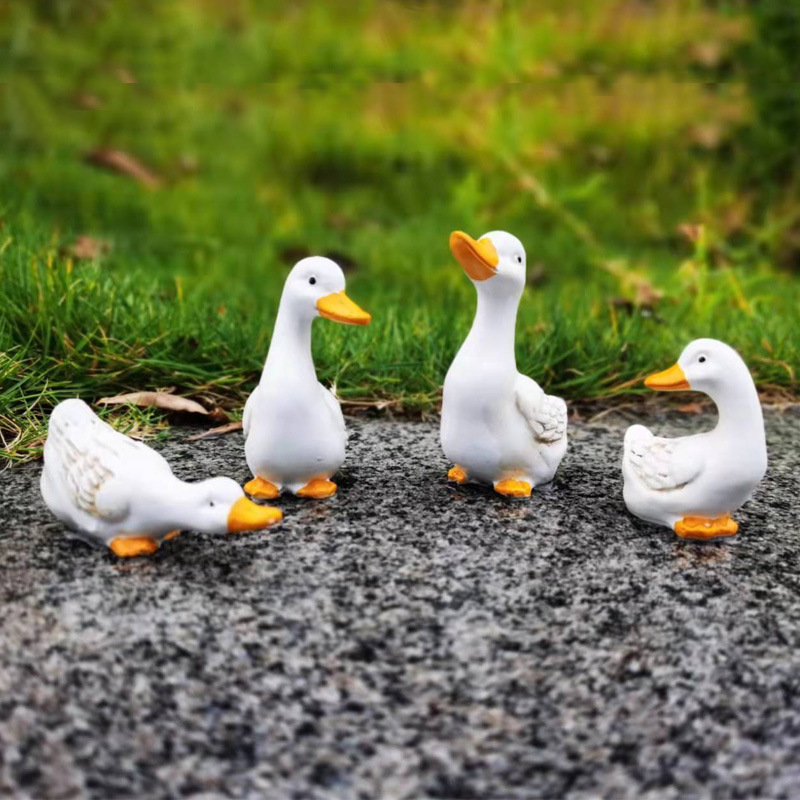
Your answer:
623;338;767;540
41;399;282;557
243;256;370;500
441;230;568;498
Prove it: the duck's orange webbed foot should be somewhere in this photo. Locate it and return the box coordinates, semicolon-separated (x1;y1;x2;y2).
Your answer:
494;479;532;499
448;465;468;484
296;478;337;499
674;515;739;541
244;477;281;500
109;537;159;558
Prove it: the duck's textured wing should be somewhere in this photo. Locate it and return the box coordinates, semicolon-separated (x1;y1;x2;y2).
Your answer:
624;425;700;491
45;399;165;521
515;374;567;444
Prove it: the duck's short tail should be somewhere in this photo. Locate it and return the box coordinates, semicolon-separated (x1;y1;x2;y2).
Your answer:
50;398;95;433
623;424;654;465
624;424;652;448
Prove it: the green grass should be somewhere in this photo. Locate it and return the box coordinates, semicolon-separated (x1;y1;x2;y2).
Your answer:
1;0;798;460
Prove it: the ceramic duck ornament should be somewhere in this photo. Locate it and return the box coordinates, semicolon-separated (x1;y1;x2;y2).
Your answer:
441;230;568;498
243;256;370;500
41;399;282;557
623;339;767;540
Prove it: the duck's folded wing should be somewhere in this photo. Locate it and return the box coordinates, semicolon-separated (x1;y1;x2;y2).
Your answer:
625;427;701;491
47;400;166;521
515;374;567;444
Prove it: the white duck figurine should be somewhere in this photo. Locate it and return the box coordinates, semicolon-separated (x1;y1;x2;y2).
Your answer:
623;339;767;540
441;230;568;498
40;399;282;557
243;256;370;500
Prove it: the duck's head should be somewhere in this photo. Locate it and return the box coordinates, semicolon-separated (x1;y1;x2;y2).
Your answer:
645;338;753;397
449;230;527;298
191;477;282;535
283;256;371;326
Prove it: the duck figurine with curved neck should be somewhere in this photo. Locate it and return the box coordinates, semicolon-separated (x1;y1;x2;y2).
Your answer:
441;230;568;498
41;399;282;557
623;339;767;540
243;256;370;500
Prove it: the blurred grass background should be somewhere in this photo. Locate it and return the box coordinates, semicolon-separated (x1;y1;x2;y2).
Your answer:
1;0;798;459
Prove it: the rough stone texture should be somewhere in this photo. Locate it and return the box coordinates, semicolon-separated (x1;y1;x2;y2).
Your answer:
1;410;799;800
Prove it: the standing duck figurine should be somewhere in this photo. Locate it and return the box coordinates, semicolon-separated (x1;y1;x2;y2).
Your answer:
441;230;568;498
243;256;370;500
41;399;282;557
623;339;767;540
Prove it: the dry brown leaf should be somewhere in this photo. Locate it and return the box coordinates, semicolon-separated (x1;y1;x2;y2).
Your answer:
113;67;137;84
525;143;561;164
207;407;230;422
527;61;561;79
97;391;209;415
690;41;724;68
676;402;707;415
691;124;725;150
678;224;705;245
66;235;110;260
85;149;161;189
633;280;663;307
187;421;243;442
75;93;103;110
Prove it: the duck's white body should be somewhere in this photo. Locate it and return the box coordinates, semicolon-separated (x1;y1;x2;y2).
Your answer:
243;257;370;498
41;399;281;556
623;339;767;538
441;231;567;496
244;366;346;495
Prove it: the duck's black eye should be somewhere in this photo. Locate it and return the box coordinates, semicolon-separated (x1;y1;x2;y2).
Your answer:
699;356;707;363
309;277;317;285
209;501;215;508
516;256;523;264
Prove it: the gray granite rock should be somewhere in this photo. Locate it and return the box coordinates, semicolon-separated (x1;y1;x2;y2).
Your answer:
1;410;799;799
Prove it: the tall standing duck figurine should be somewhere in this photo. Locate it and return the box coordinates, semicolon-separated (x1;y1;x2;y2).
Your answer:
441;231;568;498
623;339;767;540
41;399;282;557
243;257;370;500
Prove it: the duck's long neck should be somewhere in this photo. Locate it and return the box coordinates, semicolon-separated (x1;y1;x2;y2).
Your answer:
163;482;227;536
711;382;765;447
460;289;520;370
262;302;316;383
146;476;199;534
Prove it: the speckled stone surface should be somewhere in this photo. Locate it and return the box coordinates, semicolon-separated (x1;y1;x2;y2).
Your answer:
1;411;800;799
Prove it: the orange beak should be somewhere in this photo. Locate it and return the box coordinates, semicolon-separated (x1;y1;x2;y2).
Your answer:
645;363;691;392
449;231;499;281
227;496;283;533
316;291;371;326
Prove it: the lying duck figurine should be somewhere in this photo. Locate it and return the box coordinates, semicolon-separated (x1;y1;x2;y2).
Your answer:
623;338;767;540
441;230;568;498
243;256;370;500
41;399;282;557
